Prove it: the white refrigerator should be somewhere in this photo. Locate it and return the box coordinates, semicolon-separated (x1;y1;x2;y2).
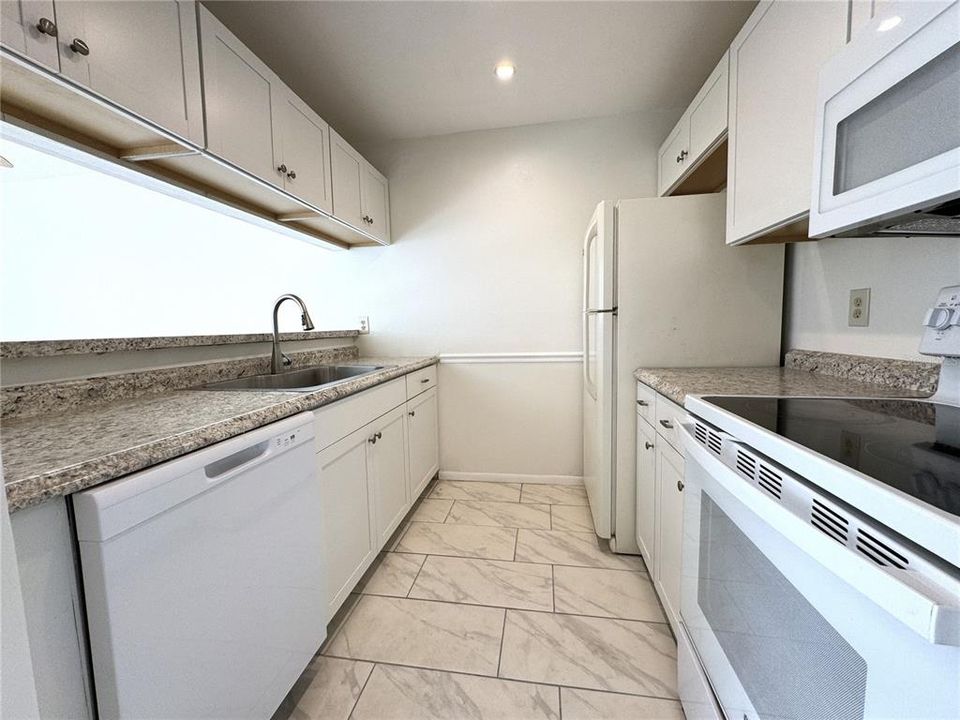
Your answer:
582;193;784;554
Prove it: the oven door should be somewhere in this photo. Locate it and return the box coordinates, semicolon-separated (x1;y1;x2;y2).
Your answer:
810;0;960;238
679;425;960;720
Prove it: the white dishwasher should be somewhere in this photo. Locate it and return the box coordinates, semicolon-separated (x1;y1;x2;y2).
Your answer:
73;412;324;720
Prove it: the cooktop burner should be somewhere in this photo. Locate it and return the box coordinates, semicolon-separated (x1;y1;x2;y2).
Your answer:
704;397;960;518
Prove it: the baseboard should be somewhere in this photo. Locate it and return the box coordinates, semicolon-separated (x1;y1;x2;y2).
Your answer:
438;471;583;485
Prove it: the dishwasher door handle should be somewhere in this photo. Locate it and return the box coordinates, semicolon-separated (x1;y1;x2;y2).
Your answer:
204;440;270;479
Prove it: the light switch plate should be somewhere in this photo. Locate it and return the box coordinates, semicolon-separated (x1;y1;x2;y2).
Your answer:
849;288;870;327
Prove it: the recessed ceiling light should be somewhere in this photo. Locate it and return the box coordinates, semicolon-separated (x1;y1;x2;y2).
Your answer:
877;15;902;32
495;62;516;81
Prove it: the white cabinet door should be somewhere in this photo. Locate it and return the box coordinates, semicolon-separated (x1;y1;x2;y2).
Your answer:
330;128;365;229
656;441;684;630
406;388;439;501
275;87;333;213
726;0;847;244
55;1;203;145
361;161;390;243
199;5;281;185
369;406;409;548
688;52;728;161
318;424;376;620
658;120;690;195
0;0;60;71
635;418;657;566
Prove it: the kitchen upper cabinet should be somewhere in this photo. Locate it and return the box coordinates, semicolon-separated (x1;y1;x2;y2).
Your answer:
275;88;333;214
657;51;729;197
1;0;60;71
656;440;684;629
725;0;848;245
330;127;392;243
318;423;376;620
369;406;409;548
55;1;204;146
199;5;282;186
330;128;365;229
635;417;657;565
406;387;439;500
361;162;390;243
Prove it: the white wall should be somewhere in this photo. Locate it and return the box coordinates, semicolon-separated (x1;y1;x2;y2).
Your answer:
0;139;353;341
342;112;676;479
785;236;960;361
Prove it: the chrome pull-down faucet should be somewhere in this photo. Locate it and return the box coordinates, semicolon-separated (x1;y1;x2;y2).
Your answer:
271;294;315;374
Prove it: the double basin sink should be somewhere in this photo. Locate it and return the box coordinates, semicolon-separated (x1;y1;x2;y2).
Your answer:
201;364;385;392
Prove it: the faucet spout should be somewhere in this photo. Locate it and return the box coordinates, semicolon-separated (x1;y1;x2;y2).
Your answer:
272;294;315;374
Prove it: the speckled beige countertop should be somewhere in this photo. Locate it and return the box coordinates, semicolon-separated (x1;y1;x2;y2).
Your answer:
634;366;927;407
2;357;436;512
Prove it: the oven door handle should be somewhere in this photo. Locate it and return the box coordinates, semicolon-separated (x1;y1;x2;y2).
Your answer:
680;423;960;647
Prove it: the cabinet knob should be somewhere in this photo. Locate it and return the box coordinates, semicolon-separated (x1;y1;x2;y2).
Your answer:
286;170;296;180
677;480;685;492
679;150;688;160
420;378;430;384
645;442;654;450
368;435;377;444
277;163;287;174
408;410;416;417
659;419;674;430
36;17;57;37
376;432;382;439
636;400;648;407
69;38;90;56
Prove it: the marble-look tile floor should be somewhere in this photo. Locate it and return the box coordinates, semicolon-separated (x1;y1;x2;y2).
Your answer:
274;480;683;720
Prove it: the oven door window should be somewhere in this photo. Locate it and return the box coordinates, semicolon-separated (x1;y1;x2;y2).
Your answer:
833;41;960;195
698;493;867;720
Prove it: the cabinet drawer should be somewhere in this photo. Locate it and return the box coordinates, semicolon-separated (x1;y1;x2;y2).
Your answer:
314;377;406;452
636;382;657;426
655;394;686;451
405;364;437;398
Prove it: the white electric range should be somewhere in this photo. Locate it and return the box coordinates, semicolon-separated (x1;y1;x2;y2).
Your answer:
678;285;960;720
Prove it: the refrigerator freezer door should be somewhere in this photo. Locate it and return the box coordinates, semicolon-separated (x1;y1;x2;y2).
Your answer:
582;202;616;539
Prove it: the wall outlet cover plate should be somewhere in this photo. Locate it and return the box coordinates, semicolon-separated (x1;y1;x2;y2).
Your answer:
849;288;870;327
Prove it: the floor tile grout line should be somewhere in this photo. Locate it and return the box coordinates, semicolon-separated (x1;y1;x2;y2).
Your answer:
551;564;556;613
384;547;646;573
345;661;376;720
319;653;681;703
404;554;429;598
495;608;508;677
328;591;669;625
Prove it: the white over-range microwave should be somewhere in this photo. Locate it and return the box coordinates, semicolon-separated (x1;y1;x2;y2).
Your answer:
810;0;960;238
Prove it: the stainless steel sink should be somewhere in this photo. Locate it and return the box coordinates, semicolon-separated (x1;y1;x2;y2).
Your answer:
201;365;385;392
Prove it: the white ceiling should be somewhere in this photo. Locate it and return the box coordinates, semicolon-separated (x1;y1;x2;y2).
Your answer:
204;1;756;147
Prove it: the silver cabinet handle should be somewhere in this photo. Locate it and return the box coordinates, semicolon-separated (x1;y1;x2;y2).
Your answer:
636;400;648;407
644;442;654;450
286;170;296;180
677;480;684;492
36;17;57;36
277;163;287;174
659;419;674;429
69;38;89;55
420;378;430;384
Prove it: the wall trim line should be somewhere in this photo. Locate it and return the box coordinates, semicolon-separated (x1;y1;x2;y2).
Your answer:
439;471;583;486
439;352;582;364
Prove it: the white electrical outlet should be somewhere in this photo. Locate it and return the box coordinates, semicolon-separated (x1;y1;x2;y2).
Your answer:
849;288;870;327
358;316;370;334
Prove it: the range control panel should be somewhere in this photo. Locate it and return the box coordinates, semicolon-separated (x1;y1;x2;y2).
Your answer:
920;285;960;358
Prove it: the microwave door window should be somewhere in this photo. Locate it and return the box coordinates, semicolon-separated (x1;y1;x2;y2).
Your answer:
834;41;960;195
698;494;868;720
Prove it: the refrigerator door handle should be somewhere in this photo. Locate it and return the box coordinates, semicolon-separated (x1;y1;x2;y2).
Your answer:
585;308;618;315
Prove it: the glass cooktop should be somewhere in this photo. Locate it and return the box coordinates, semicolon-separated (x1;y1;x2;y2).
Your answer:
704;397;960;518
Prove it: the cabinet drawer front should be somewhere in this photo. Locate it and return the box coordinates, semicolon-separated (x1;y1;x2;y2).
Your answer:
405;365;438;399
655;394;686;451
314;377;406;452
636;382;657;426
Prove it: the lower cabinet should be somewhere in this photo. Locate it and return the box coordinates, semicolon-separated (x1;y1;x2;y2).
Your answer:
655;441;685;628
635;418;658;564
315;367;439;620
406;387;439;501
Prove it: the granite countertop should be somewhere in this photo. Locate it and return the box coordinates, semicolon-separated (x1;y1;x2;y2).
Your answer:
2;356;436;512
634;366;927;407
